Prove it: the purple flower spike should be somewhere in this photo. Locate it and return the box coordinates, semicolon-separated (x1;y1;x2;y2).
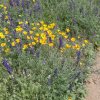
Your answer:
36;51;40;58
15;0;20;6
49;37;52;43
54;68;58;77
21;0;25;9
2;59;12;74
9;0;14;6
59;37;63;49
76;51;81;64
26;1;30;9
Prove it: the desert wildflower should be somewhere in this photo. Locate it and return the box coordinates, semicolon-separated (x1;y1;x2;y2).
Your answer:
71;37;76;42
49;43;54;47
82;43;85;47
84;40;89;44
1;43;6;47
33;37;39;42
15;26;23;33
4;48;10;53
66;28;70;33
40;39;47;45
66;44;71;49
68;96;72;100
32;42;36;45
27;36;31;40
15;39;20;43
32;27;36;30
23;44;28;50
73;44;80;50
29;31;33;34
11;42;16;46
25;21;28;24
5;16;8;20
0;33;5;39
18;21;23;25
64;35;68;39
23;31;28;35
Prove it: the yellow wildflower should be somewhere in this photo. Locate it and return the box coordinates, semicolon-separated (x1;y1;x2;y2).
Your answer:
82;43;85;47
1;43;6;47
23;31;28;35
66;44;71;49
39;27;44;31
35;33;40;37
15;26;23;33
68;96;72;100
18;21;23;25
0;32;5;39
40;21;44;25
40;39;46;45
3;6;7;10
50;35;55;40
49;43;54;47
84;40;89;44
29;31;33;34
66;28;70;33
32;42;36;45
73;44;80;50
33;37;39;42
28;43;32;47
23;44;28;50
32;27;36;30
15;39;20;43
71;37;76;42
5;16;8;20
64;35;68;39
4;48;10;53
25;21;28;24
11;42;16;46
27;36;31;40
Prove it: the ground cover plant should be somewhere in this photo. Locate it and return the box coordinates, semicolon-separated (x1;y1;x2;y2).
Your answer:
0;0;100;100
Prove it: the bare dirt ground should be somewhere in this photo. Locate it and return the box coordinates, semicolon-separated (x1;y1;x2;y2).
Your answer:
85;51;100;100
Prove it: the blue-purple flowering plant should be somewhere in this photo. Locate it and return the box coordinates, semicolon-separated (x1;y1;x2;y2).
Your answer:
2;59;12;74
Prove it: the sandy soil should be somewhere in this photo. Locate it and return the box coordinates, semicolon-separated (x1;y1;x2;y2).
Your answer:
85;52;100;100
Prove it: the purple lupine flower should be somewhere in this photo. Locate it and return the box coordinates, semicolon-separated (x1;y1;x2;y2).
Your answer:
48;37;52;43
53;68;58;77
59;37;63;49
2;59;12;74
36;51;40;58
15;0;20;6
28;47;34;55
12;30;16;38
9;0;14;6
26;1;30;9
8;13;15;27
76;51;81;64
72;18;77;25
21;0;25;9
33;0;41;12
